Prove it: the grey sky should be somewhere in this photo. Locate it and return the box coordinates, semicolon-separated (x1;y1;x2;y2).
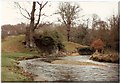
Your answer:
0;1;118;25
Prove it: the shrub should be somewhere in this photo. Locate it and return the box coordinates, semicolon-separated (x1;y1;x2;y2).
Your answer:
77;47;95;55
34;30;65;54
91;39;105;52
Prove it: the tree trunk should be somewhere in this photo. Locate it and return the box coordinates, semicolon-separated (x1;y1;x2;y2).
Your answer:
67;25;70;42
25;2;36;48
29;28;35;47
95;50;99;54
25;26;30;48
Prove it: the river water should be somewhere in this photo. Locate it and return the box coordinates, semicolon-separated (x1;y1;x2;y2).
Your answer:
19;55;119;81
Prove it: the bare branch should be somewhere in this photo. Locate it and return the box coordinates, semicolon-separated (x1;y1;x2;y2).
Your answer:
34;6;42;29
34;1;48;29
62;15;67;25
41;1;48;9
14;2;30;20
37;2;42;6
18;6;30;20
24;9;31;17
36;22;52;29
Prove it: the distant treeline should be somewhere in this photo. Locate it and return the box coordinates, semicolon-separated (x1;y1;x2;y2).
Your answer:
1;23;26;38
1;15;119;52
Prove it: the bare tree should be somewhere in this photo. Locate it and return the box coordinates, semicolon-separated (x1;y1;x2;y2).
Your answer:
15;1;48;47
57;2;82;41
108;15;119;51
91;14;100;29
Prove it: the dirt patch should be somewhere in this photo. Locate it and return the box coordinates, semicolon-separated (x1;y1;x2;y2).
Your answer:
51;60;106;67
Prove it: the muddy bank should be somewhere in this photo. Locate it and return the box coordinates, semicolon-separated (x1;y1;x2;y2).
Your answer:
19;56;118;81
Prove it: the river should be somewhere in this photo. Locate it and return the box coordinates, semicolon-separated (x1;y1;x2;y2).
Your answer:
19;55;119;82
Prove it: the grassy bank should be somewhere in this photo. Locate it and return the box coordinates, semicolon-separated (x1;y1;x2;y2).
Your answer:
1;52;34;81
2;35;30;53
63;41;85;52
2;35;35;81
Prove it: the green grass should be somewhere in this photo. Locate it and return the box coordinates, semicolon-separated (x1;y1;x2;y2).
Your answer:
63;41;86;52
2;67;30;81
1;52;33;81
2;52;32;61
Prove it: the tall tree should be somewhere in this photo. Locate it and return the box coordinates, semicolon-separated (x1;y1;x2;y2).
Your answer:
90;14;100;41
91;14;100;29
15;1;48;47
57;2;82;41
108;15;119;51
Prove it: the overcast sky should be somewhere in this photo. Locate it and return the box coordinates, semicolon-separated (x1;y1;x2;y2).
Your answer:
0;0;118;25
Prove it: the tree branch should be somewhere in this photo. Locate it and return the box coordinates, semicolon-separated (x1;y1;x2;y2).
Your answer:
18;7;30;20
34;8;41;29
34;1;48;29
37;1;48;9
14;2;31;20
36;22;52;29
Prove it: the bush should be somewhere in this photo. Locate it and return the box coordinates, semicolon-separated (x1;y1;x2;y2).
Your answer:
91;39;105;52
34;30;65;54
77;47;95;55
